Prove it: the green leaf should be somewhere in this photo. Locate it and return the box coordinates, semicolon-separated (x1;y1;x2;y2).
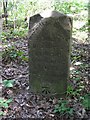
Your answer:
68;108;73;115
3;103;9;108
0;98;12;108
0;111;4;116
6;82;13;87
0;98;5;103
6;99;12;104
3;80;14;88
82;94;90;110
54;109;59;113
74;77;81;81
22;56;28;61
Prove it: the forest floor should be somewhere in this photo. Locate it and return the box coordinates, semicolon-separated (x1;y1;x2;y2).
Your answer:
1;15;90;120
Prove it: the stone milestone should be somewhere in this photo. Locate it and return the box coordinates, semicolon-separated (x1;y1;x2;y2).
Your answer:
28;10;72;97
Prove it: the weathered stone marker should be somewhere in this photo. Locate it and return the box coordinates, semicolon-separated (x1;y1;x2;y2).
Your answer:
28;10;72;97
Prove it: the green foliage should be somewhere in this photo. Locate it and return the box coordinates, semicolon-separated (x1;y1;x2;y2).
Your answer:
7;0;38;20
54;1;86;14
3;0;87;39
81;94;90;110
3;80;14;88
2;27;28;40
67;85;80;96
7;0;86;20
0;98;12;116
2;46;21;59
2;46;28;64
71;56;81;64
0;111;5;116
54;99;73;116
1;31;12;41
73;77;81;81
12;28;28;37
67;85;74;95
0;98;12;108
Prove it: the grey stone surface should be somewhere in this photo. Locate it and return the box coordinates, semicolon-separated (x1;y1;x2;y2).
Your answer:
28;10;72;97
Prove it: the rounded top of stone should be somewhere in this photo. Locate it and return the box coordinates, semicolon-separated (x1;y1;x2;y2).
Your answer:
40;10;66;18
